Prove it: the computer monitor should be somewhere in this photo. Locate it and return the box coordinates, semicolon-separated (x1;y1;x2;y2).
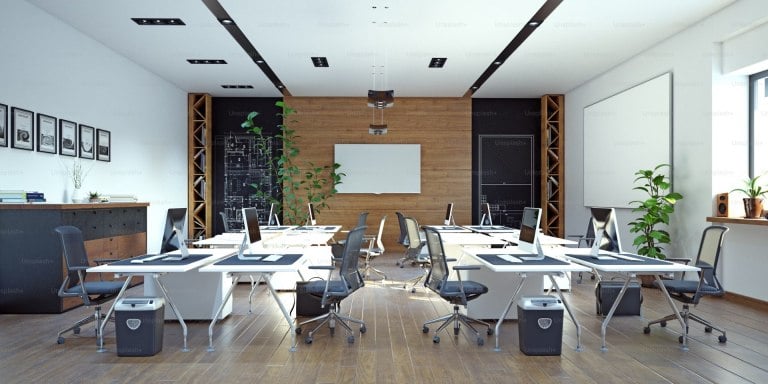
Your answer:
242;207;262;244
517;207;542;255
161;208;187;253
267;203;280;226
444;202;454;226
479;202;493;226
589;207;622;255
307;203;316;225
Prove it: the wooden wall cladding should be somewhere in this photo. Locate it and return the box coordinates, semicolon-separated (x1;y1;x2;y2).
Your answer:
284;97;471;249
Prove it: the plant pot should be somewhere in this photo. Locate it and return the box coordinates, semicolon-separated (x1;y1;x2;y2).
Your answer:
743;197;764;218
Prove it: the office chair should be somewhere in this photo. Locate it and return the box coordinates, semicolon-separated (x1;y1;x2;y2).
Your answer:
421;226;492;345
219;211;231;233
54;225;125;345
360;215;387;280
399;216;430;293
333;211;368;252
296;226;368;344
643;225;729;344
395;211;409;248
567;217;596;283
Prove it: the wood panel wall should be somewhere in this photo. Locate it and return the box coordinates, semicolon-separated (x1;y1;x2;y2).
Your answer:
284;97;471;249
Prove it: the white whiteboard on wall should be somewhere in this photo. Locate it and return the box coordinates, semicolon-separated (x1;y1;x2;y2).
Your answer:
335;144;421;193
583;72;672;208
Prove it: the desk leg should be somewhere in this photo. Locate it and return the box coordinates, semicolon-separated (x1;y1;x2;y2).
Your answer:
654;273;689;351
548;274;582;351
153;273;189;352
208;274;242;352
264;272;298;352
600;276;632;351
494;273;527;352
97;274;133;353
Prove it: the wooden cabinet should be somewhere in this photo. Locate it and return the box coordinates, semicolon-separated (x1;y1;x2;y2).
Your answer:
0;203;148;313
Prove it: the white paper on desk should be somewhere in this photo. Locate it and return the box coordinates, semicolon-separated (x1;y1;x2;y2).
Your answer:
498;254;522;263
263;254;283;262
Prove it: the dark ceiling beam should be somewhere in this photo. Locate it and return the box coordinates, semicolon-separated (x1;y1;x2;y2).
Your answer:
201;0;291;96
464;0;563;97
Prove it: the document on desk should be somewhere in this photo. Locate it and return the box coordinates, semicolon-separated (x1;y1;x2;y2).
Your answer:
497;254;522;263
263;254;283;262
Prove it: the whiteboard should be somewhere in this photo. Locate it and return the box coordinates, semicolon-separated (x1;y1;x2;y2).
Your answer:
583;72;672;208
334;144;421;193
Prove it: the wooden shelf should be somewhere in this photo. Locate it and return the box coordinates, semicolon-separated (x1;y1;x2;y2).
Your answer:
706;216;768;227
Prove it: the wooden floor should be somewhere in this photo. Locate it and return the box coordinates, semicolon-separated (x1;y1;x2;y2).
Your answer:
2;253;767;384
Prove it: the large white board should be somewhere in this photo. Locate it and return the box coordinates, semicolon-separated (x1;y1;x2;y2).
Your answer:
583;72;672;208
335;144;421;193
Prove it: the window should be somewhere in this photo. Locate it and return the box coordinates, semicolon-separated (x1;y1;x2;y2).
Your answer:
750;69;768;177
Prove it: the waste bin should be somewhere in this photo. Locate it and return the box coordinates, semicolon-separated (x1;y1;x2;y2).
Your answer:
115;297;165;356
517;296;564;356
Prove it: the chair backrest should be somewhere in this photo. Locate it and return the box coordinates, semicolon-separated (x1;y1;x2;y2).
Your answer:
583;217;596;247
404;216;422;252
55;225;90;288
357;212;369;227
372;215;387;252
395;211;408;246
219;211;230;232
694;225;728;290
339;226;367;293
423;226;450;295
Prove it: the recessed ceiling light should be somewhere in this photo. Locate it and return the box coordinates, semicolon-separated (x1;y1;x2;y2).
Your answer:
429;57;447;68
131;18;185;26
311;57;329;67
187;59;227;64
221;84;254;89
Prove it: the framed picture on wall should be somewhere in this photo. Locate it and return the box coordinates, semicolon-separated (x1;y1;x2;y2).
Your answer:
36;113;57;154
96;129;110;162
11;107;34;151
79;124;95;159
0;103;7;147
59;119;77;156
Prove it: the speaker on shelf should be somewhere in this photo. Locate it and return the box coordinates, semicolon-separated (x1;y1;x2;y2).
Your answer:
715;193;729;217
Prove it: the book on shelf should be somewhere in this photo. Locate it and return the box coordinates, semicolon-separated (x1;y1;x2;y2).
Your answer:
0;190;26;200
0;198;28;203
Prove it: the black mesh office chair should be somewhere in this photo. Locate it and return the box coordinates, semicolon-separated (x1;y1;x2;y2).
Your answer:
219;211;230;233
643;225;729;343
54;225;125;345
395;211;409;248
567;217;596;283
333;211;368;255
400;216;430;292
421;226;492;345
296;226;367;344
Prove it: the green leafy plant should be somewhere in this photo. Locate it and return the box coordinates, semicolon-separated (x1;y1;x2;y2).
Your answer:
89;191;99;199
730;174;768;198
242;100;344;225
628;164;683;259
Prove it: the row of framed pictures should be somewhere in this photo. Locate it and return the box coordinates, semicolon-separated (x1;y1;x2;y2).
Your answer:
0;103;110;161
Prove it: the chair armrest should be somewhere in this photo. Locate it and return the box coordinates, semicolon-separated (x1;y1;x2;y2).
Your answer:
453;265;481;271
666;257;691;265
308;265;335;270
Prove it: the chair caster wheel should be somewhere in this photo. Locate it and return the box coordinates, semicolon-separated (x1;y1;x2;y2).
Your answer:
487;328;494;336
422;326;429;334
704;326;713;333
718;335;727;343
73;327;81;335
329;327;335;336
347;335;355;344
57;337;65;345
477;337;484;346
360;325;366;334
453;327;460;336
305;337;313;344
660;321;667;327
643;327;651;334
399;264;404;269
678;336;685;344
411;288;416;293
433;336;440;343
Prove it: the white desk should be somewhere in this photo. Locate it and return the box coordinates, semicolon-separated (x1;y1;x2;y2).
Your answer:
462;247;590;351
87;248;233;352
199;246;332;352
193;228;294;248
557;248;700;351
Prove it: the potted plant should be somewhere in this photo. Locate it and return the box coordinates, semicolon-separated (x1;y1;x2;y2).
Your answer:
242;101;344;225
730;175;767;218
88;192;100;203
628;164;683;261
62;159;92;203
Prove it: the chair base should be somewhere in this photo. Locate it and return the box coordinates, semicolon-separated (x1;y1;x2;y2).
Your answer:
644;304;727;343
57;305;107;345
296;304;367;344
360;255;387;280
402;267;428;293
422;304;492;346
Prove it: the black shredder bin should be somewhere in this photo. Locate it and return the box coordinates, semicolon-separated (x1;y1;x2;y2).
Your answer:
115;297;165;356
517;296;564;356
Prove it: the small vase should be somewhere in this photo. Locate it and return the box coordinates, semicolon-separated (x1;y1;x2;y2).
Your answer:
71;188;84;203
743;198;764;219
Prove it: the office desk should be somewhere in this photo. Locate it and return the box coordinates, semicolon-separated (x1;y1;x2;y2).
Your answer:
87;248;232;352
557;248;700;351
462;248;590;351
199;246;332;352
193;227;295;248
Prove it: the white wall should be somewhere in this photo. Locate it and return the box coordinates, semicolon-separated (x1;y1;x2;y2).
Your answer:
0;2;188;252
565;0;768;301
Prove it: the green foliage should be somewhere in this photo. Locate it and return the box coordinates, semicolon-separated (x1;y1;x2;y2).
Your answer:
241;101;344;225
627;164;683;259
731;174;768;198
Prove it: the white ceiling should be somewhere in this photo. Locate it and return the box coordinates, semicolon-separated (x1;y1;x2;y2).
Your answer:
27;0;735;98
